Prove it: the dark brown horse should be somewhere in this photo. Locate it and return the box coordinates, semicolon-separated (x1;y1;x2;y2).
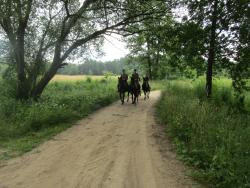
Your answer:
129;78;140;104
118;77;128;104
142;78;150;100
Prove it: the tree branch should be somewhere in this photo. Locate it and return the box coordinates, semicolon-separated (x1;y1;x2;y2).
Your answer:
61;9;165;61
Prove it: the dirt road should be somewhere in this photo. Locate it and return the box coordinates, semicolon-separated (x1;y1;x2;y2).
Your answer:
0;91;199;188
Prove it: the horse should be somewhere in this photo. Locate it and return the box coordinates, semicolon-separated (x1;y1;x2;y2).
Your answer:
129;78;141;104
127;84;134;103
142;78;150;100
117;77;129;104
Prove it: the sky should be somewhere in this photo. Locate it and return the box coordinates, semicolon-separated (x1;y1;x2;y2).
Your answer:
97;34;129;62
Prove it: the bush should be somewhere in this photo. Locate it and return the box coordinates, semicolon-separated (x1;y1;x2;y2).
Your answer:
157;80;250;188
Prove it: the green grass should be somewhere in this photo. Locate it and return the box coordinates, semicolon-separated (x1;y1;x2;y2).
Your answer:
0;77;118;160
156;78;250;188
150;80;166;90
193;77;250;111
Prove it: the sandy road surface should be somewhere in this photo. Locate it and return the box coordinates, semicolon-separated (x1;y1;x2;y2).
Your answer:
0;91;200;188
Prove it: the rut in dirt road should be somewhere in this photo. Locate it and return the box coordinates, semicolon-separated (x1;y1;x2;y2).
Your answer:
0;91;200;188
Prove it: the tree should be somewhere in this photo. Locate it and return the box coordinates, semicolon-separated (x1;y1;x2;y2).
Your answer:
183;0;220;97
228;0;250;108
126;4;174;79
0;0;166;99
183;0;249;97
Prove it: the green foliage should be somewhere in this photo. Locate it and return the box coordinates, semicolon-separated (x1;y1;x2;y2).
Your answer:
0;79;118;159
156;80;250;188
0;64;8;76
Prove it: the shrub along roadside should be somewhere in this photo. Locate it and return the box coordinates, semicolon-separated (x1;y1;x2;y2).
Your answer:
0;79;118;160
156;80;250;188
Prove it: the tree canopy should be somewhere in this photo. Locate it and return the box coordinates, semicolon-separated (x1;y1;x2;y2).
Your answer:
0;0;168;99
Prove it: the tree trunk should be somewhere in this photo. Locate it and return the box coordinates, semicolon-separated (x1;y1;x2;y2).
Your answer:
31;44;62;99
206;0;218;98
148;56;152;80
154;48;160;79
16;26;30;100
31;62;60;99
146;37;152;80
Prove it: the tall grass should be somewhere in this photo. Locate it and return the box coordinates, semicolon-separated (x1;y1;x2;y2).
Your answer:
0;78;118;159
194;77;250;111
157;79;250;188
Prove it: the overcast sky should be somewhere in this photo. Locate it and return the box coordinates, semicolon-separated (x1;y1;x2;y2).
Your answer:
97;34;129;62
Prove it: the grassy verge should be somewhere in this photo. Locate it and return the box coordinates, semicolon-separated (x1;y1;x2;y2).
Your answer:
150;80;166;90
156;79;250;188
0;77;118;160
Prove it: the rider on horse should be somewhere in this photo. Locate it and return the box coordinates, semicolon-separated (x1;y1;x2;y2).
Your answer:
118;69;128;92
142;73;150;90
131;69;141;101
143;74;150;87
142;73;151;99
143;74;149;82
131;69;140;86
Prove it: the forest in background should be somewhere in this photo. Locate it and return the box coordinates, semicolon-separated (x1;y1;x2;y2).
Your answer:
57;58;125;75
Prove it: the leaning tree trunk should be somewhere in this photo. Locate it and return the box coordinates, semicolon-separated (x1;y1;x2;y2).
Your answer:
31;44;63;99
31;64;59;99
206;0;218;98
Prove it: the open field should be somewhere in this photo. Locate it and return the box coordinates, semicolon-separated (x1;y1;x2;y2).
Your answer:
51;75;110;82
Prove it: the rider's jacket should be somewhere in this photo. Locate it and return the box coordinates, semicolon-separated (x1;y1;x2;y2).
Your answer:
143;76;149;82
132;73;140;82
121;73;128;81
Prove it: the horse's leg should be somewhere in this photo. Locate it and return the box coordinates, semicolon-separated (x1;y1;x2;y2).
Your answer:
135;93;138;104
144;90;146;100
127;91;129;102
136;90;139;103
133;94;136;104
119;92;122;103
122;92;125;104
